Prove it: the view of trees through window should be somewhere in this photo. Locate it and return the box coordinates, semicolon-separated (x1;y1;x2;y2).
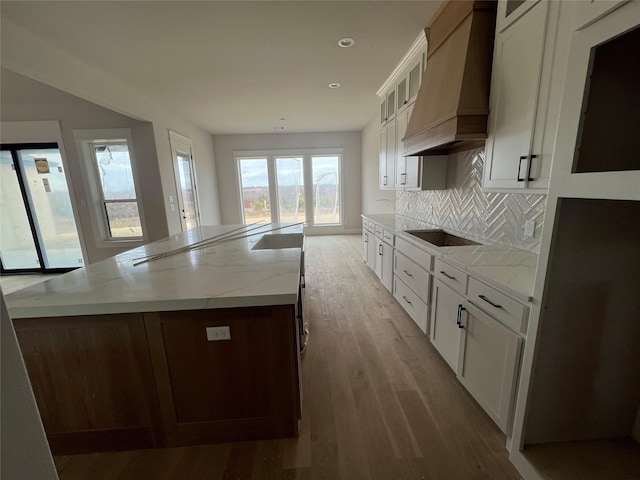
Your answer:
238;153;341;226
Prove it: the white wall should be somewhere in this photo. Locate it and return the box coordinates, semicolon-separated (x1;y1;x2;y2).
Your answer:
1;20;221;243
213;131;362;233
361;117;395;215
1;291;58;480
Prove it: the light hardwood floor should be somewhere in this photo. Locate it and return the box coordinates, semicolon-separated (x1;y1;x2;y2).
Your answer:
54;235;521;479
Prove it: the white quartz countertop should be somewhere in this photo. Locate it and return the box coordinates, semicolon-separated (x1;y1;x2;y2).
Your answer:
6;224;304;319
363;214;538;302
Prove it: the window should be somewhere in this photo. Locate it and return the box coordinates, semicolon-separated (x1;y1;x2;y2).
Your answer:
276;157;305;223
88;141;142;238
311;155;340;225
239;158;271;223
75;129;145;243
237;149;342;226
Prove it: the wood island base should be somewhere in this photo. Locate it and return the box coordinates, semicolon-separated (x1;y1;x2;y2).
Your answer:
14;305;301;455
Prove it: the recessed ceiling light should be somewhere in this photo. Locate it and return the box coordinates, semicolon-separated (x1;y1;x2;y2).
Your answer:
338;37;355;48
329;83;341;89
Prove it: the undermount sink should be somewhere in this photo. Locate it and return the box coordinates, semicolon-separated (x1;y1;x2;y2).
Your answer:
405;230;480;247
252;233;304;250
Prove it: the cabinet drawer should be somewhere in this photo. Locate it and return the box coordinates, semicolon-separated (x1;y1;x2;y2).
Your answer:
364;220;374;232
382;229;395;246
467;277;527;333
374;224;384;237
395;237;433;271
394;276;429;334
362;219;370;230
434;259;468;295
394;251;430;302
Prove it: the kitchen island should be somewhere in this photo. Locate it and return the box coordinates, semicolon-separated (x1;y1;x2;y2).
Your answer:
5;224;305;455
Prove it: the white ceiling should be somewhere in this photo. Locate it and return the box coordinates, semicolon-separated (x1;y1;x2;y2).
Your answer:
1;1;442;135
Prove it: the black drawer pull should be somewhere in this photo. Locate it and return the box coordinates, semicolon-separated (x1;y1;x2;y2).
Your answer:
479;294;502;309
403;269;413;277
402;296;412;305
440;270;456;280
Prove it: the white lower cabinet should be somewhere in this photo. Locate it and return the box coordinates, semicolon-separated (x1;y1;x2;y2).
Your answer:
393;238;433;334
362;220;529;436
393;275;429;334
362;229;376;266
457;301;523;434
430;280;464;371
374;235;394;292
431;277;525;434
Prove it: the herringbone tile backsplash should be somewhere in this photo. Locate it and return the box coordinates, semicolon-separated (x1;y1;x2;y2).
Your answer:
395;148;546;252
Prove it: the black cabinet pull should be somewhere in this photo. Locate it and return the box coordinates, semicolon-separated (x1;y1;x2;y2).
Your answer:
402;269;413;277
456;304;462;326
402;296;412;305
528;154;538;181
517;156;528;182
478;294;502;309
440;270;456;280
458;306;466;329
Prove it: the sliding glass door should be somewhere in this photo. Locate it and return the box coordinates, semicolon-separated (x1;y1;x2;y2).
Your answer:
0;144;84;273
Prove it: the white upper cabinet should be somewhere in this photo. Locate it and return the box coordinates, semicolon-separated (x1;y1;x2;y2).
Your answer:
386;89;397;123
379;122;396;190
484;0;571;192
395;104;421;189
396;56;423;113
572;0;628;31
484;1;550;191
496;0;541;33
377;34;427;191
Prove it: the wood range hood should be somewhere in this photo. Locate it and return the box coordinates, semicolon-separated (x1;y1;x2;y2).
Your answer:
403;0;497;156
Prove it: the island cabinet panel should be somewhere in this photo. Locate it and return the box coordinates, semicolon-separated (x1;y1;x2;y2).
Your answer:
144;305;301;446
13;314;163;455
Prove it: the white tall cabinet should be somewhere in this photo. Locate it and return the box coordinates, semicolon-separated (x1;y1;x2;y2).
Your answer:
508;2;640;479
